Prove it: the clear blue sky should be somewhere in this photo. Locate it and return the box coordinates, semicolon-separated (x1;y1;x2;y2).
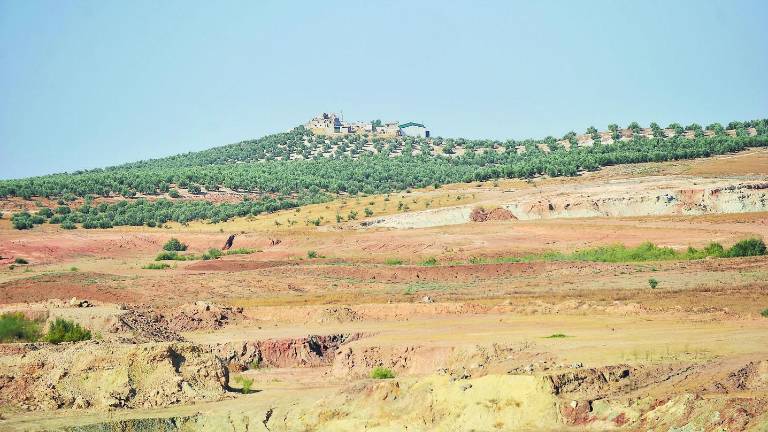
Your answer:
1;0;766;179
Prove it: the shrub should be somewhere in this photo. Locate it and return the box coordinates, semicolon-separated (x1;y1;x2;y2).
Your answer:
61;220;76;230
421;256;438;266
233;376;254;394
307;250;318;259
370;366;395;379
14;258;28;265
727;238;766;257
44;318;91;344
202;248;222;260
11;213;34;230
544;333;567;338
168;189;181;198
648;278;659;289
0;312;42;342
142;263;170;269
761;308;768;318
385;258;403;265
364;207;374;217
703;242;725;257
163;238;188;251
348;210;358;220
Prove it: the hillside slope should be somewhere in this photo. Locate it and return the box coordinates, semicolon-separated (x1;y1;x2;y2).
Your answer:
1;118;767;230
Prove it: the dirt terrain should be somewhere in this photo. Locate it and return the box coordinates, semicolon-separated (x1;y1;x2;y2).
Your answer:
1;149;767;431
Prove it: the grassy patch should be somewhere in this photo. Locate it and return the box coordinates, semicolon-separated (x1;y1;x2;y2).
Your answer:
544;333;568;339
0;312;42;343
370;366;395;379
479;239;766;265
202;248;222;260
225;248;257;255
155;251;195;261
421;256;438;266
142;263;170;270
384;258;403;265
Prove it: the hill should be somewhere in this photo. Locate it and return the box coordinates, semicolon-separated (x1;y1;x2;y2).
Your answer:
1;118;767;230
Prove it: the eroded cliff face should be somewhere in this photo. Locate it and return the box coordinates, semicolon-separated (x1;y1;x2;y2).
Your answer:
364;178;768;229
213;333;366;370
506;181;768;220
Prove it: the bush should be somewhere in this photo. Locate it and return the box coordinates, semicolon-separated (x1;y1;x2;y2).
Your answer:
202;248;222;260
727;238;766;257
11;213;34;230
0;312;42;342
385;258;403;265
761;308;768;318
163;238;188;251
14;257;28;265
544;333;568;338
168;189;181;198
370;366;395;379
142;262;170;269
703;242;725;257
648;278;659;289
44;318;91;344
364;207;374;217
61;220;76;230
307;250;318;259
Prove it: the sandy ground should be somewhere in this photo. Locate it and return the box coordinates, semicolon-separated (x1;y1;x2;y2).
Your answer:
1;148;768;431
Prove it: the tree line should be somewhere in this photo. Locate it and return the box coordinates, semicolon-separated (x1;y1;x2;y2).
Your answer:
2;119;767;229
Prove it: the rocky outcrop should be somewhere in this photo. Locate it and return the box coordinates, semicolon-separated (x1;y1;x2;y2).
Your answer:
215;333;365;370
0;341;228;411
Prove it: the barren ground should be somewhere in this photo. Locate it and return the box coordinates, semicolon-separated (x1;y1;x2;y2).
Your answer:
1;149;767;431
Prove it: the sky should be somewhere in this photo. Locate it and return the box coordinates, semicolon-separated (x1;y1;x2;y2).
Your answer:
1;0;766;179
